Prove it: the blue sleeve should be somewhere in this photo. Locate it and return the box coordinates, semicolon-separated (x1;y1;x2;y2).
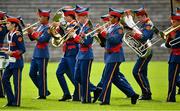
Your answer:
141;29;154;41
37;27;51;43
106;27;123;44
14;34;26;54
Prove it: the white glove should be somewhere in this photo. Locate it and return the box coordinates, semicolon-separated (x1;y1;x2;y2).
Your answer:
160;43;167;48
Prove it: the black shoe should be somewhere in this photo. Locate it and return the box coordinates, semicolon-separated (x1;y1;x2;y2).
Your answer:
126;95;131;98
81;101;91;104
131;94;139;104
58;95;72;101
0;95;5;98
2;103;19;107
139;94;152;100
167;99;176;102
37;96;46;99
3;103;13;107
46;90;51;96
99;102;110;105
72;96;80;101
93;88;102;103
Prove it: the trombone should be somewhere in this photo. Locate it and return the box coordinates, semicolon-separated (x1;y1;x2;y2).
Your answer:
163;24;180;39
164;25;180;46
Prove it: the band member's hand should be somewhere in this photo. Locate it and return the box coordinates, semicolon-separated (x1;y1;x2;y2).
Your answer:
0;20;3;25
26;24;34;34
68;32;76;38
133;32;141;40
95;24;104;33
5;51;12;56
160;43;167;48
80;32;85;38
67;28;75;33
51;22;59;27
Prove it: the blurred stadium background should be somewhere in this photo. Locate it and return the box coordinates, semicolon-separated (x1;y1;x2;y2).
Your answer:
0;0;179;62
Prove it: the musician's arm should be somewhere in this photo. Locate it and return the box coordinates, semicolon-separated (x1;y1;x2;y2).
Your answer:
28;33;36;41
97;33;106;47
141;29;154;41
28;27;51;43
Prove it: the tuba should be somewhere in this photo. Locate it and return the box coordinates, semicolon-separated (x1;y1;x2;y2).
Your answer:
123;11;152;58
50;25;64;47
50;8;67;47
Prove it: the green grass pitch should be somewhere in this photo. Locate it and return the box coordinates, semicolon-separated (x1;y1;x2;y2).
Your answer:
0;61;180;110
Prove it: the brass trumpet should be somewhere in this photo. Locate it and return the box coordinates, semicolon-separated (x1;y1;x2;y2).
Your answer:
59;23;79;45
23;21;40;35
84;22;110;38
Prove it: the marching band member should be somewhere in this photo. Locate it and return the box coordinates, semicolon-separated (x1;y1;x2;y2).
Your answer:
95;14;136;101
55;6;80;101
73;5;97;103
175;7;180;95
2;16;25;107
96;14;110;47
27;9;51;99
165;11;180;102
0;11;8;98
96;8;139;105
132;7;154;100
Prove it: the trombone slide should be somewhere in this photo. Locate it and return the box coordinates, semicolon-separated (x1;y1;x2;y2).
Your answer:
163;25;180;39
169;36;180;46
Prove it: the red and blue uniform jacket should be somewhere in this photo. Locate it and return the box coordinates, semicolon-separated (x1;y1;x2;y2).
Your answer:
133;19;154;56
166;28;180;63
140;19;154;43
62;22;79;57
100;23;125;63
74;23;94;60
8;31;26;69
28;24;51;58
134;19;154;43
